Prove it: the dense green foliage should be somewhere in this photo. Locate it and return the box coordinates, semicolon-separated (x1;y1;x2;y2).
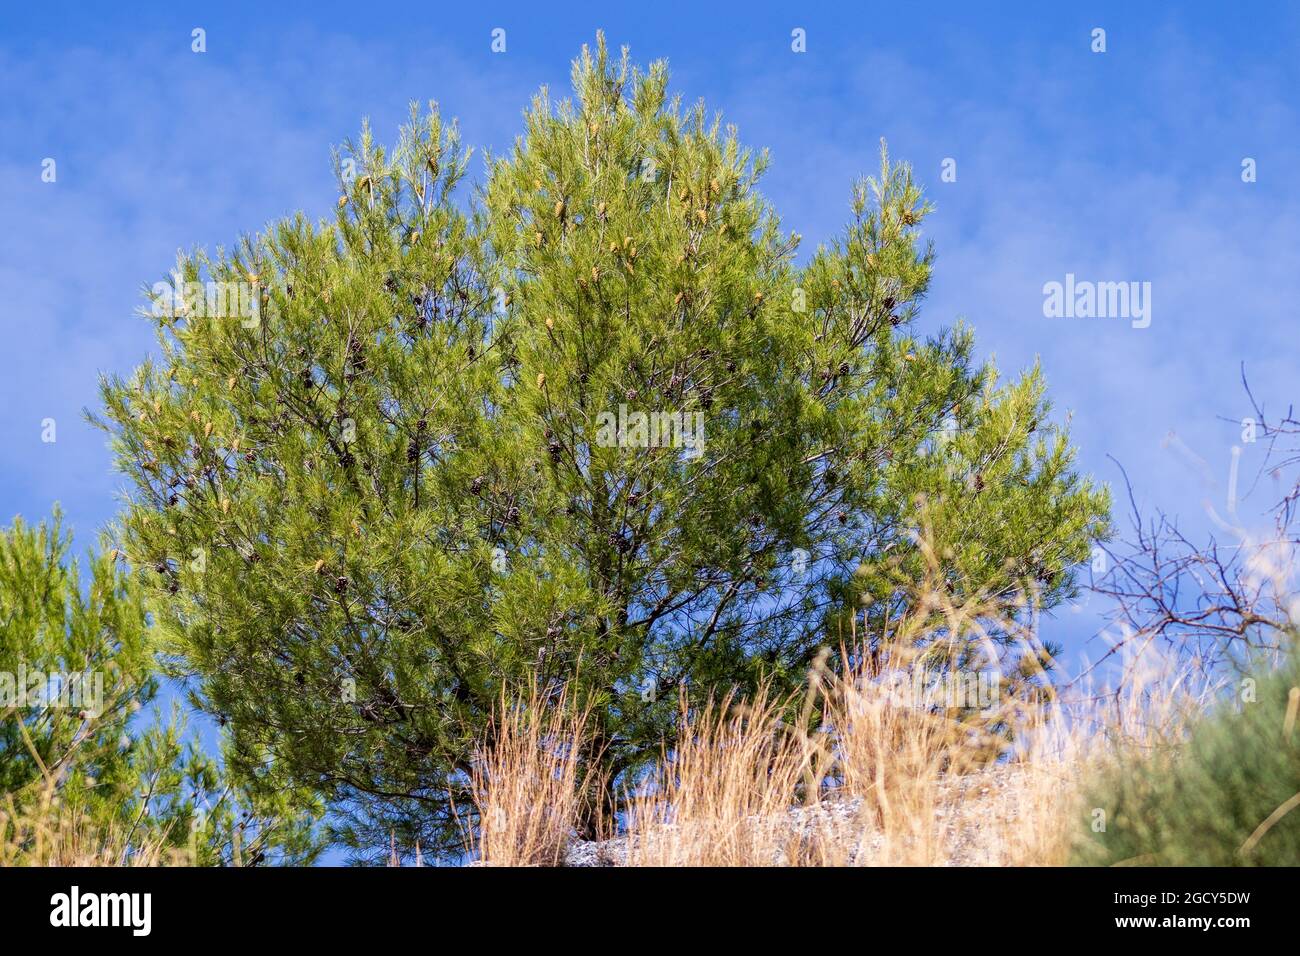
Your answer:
95;37;1108;858
1074;654;1300;866
0;512;320;864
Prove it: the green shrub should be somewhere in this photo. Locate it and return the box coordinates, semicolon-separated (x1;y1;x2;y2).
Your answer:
1073;655;1300;866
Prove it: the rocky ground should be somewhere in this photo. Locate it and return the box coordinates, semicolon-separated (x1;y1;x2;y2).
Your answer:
565;765;1037;866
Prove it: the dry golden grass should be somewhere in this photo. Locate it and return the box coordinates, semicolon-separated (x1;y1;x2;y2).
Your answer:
613;646;1202;868
616;657;1049;867
463;645;1208;866
467;684;601;866
624;687;813;866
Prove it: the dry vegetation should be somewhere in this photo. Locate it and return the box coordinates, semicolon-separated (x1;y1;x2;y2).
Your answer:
465;648;1208;867
464;541;1218;868
465;685;602;867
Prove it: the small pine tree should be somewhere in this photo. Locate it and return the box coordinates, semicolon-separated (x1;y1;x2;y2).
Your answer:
96;36;1108;858
0;511;320;865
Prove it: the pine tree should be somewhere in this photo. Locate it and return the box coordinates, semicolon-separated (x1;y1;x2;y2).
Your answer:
0;511;320;865
96;36;1108;858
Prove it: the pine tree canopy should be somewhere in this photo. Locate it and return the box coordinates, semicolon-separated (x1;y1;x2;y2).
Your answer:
95;36;1109;858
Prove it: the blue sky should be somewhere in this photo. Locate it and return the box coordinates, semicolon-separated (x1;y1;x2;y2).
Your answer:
2;0;1298;684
